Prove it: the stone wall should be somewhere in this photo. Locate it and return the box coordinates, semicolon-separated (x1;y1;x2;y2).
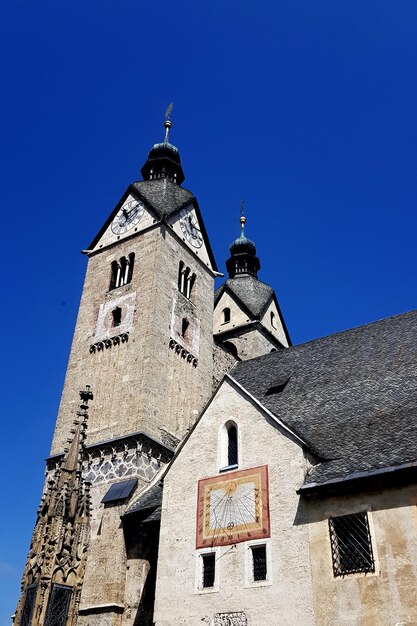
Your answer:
51;223;214;455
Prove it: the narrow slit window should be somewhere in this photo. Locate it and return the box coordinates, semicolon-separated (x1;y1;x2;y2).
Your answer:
329;512;375;577
202;553;216;588
112;307;122;327
227;422;238;467
223;307;231;324
270;311;277;328
181;318;189;338
251;545;267;581
20;584;37;626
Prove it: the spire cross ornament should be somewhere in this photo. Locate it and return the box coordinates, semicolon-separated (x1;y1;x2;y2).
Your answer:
240;199;246;236
164;103;174;143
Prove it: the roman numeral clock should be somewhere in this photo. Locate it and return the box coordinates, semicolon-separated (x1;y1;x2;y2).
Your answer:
196;465;270;548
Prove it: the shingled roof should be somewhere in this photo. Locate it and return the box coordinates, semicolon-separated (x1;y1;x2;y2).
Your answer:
132;178;194;218
124;481;163;521
215;275;275;319
231;309;417;489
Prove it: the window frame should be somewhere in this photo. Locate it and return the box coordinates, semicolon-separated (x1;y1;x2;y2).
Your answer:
218;420;240;473
328;511;376;578
109;253;135;291
195;548;219;594
244;539;272;588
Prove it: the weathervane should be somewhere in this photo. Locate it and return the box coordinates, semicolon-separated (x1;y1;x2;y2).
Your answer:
164;103;174;143
240;199;246;236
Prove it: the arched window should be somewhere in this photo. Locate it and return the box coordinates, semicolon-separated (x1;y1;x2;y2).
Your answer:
220;420;239;470
222;307;231;324
270;311;277;329
178;261;196;300
110;253;135;290
227;422;238;466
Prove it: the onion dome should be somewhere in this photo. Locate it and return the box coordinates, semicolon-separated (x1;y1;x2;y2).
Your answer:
226;205;261;278
140;105;185;185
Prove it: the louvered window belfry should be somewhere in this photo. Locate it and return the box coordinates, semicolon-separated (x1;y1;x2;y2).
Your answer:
110;253;135;290
178;261;196;300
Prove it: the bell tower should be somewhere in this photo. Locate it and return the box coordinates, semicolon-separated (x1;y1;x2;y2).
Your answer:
15;113;219;626
51;113;218;456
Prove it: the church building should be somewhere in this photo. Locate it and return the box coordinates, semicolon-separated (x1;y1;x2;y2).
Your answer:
15;115;417;626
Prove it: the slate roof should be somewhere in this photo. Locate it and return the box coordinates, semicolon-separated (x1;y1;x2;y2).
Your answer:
231;309;417;489
132;178;194;218
215;275;274;319
124;482;163;520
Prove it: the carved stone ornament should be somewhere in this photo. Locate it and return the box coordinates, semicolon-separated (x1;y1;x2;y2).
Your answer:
213;613;247;626
14;387;93;626
89;332;129;353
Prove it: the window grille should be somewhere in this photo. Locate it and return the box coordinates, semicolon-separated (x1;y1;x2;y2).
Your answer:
329;512;375;577
251;545;267;581
202;553;215;588
20;584;37;626
44;584;72;626
227;423;238;466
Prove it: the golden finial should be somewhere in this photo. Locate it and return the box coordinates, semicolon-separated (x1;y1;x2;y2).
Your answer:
240;199;246;236
164;103;174;143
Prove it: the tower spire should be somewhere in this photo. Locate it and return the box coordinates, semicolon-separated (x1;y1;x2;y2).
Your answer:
140;105;185;185
226;202;261;278
240;200;246;237
164;103;173;144
14;387;93;626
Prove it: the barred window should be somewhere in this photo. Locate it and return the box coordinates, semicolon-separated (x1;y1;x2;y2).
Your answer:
202;553;216;588
44;584;72;626
19;584;37;626
227;422;238;467
251;545;267;581
329;512;375;577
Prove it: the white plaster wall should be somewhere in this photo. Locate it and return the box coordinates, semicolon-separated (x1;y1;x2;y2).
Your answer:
154;380;315;626
167;203;213;268
260;299;289;347
93;194;159;252
307;487;417;625
213;291;252;334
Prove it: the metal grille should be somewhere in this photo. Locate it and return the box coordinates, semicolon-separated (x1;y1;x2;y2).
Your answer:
228;425;238;466
251;545;267;581
329;512;375;577
44;584;72;626
202;553;215;588
20;584;37;626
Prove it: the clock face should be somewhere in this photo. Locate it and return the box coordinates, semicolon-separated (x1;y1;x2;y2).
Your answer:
111;199;145;235
179;207;203;248
196;465;270;548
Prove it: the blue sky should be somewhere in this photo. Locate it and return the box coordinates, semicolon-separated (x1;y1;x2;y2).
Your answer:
1;0;416;622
